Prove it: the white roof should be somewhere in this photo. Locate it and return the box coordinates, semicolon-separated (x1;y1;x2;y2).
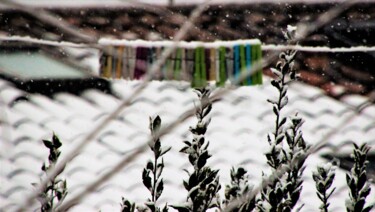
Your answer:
0;77;374;211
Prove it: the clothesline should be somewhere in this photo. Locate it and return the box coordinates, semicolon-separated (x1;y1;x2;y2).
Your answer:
1;36;375;53
0;36;87;48
262;44;375;52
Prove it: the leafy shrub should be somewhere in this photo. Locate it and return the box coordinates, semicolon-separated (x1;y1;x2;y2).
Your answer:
35;28;373;212
33;133;68;212
171;88;221;212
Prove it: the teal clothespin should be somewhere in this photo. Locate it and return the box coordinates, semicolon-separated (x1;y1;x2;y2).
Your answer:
239;45;246;85
233;45;240;82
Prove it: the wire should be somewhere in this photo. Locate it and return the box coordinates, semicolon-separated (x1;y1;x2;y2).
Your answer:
2;36;375;53
262;44;375;52
0;36;87;47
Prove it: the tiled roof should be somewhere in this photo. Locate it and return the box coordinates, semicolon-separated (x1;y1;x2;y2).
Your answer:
1;77;374;211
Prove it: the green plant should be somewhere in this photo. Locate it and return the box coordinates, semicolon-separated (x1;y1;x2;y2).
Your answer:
31;27;373;212
33;133;68;212
223;167;255;211
346;143;374;212
120;197;136;212
257;27;309;212
171;88;221;212
121;116;170;212
313;162;337;212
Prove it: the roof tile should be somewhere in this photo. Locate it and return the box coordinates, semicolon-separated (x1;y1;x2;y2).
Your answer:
29;94;73;119
341;94;370;108
55;93;104;118
1;79;374;211
0;86;27;106
12;101;53;124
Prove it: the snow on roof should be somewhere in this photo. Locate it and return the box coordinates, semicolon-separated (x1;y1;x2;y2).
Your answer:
0;77;374;211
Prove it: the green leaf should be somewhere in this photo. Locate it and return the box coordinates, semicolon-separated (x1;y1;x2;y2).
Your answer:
41;163;47;171
170;205;190;212
360;185;370;198
316;182;325;193
281;62;289;74
197;151;211;169
179;146;189;154
363;205;374;212
202;104;212;118
183;141;191;146
198;137;205;147
276;135;284;145
142;169;152;191
56;191;62;200
358;172;367;191
152;116;162;132
346;173;352;185
183;180;189;190
267;99;277;105
353;142;359;150
121;198;136;212
271;80;280;90
156;179;164;200
354;199;365;211
145;202;156;212
273;106;279;116
146;161;154;170
316;192;324;202
154;140;161;157
43;140;53;149
290;71;296;80
188;172;198;188
236;167;246;179
162;204;169;212
52;133;62;148
279;117;287;127
327;187;336;199
188;155;195;166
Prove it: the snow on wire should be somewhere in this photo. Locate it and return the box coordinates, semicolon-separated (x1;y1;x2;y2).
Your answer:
2;36;375;52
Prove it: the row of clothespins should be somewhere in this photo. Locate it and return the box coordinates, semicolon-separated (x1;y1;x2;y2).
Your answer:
99;39;263;87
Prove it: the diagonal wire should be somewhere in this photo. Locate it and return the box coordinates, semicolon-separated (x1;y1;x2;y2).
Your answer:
13;1;212;211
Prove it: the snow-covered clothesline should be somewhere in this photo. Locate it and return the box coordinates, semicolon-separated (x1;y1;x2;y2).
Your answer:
1;36;375;53
0;36;88;48
262;44;375;52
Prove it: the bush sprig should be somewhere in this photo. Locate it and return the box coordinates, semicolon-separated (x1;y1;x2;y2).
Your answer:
33;133;68;212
